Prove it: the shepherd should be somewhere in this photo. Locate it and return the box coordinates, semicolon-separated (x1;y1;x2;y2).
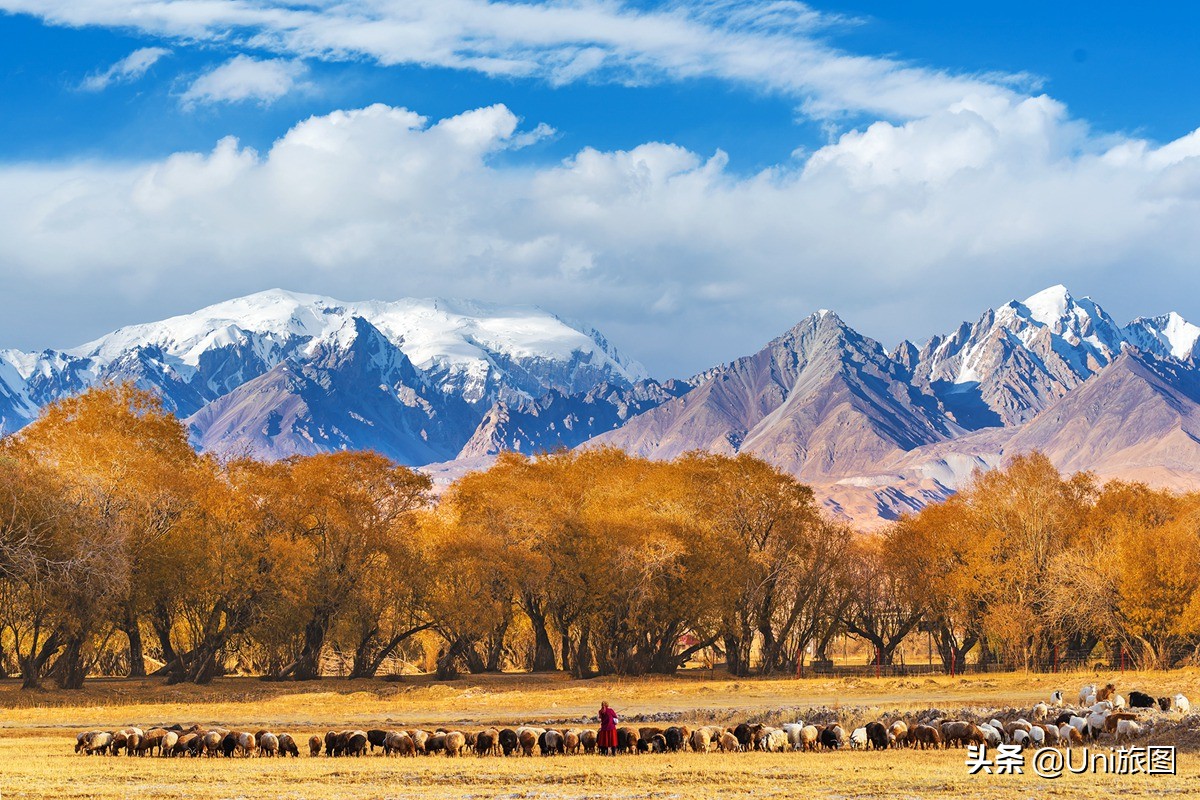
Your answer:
597;700;619;755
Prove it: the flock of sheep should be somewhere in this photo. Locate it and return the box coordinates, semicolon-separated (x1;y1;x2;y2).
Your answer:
72;682;1193;760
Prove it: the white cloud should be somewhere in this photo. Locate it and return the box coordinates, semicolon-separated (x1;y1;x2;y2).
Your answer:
180;55;308;108
1;100;1199;376
6;0;1019;121
80;46;170;91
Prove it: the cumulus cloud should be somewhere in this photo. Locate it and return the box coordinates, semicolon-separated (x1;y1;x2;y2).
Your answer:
5;0;1020;120
1;99;1199;375
180;55;308;108
80;46;170;91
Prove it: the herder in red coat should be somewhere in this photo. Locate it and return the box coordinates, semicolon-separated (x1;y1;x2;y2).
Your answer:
597;700;619;755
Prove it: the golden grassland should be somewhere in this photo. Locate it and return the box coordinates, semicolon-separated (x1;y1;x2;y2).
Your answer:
2;669;1200;798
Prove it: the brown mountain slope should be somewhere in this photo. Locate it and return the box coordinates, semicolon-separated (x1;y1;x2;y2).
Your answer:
587;311;959;482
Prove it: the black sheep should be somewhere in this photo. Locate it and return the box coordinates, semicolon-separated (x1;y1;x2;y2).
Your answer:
865;721;889;750
1128;690;1156;708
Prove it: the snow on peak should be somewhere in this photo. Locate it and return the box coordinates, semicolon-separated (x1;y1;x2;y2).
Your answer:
1126;312;1200;360
1020;284;1073;327
1157;312;1200;358
59;289;646;403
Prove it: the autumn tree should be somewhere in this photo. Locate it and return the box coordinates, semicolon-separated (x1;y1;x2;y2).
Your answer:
675;453;840;676
3;385;199;686
0;455;123;688
261;451;430;681
886;495;990;671
836;535;924;666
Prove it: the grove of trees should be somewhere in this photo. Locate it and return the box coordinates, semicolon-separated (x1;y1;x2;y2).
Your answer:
2;385;1200;689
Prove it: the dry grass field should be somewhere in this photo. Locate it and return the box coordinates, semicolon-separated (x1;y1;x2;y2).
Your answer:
2;669;1199;799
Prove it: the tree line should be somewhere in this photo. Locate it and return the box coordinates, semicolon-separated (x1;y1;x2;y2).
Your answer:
1;385;1198;689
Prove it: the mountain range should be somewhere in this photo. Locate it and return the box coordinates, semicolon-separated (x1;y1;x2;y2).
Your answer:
4;285;1200;528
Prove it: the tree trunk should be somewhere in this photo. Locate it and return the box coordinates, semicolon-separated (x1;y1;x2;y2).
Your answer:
436;637;476;680
53;633;89;690
570;627;593;679
291;609;332;681
150;601;178;668
524;595;557;672
19;631;62;690
123;606;147;678
724;633;751;677
935;627;977;673
560;630;572;675
347;626;380;680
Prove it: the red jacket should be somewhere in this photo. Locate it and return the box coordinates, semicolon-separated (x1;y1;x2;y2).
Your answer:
599;707;618;731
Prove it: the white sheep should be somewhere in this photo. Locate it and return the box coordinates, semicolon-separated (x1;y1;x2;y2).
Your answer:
782;723;805;750
1113;694;1126;710
1058;723;1082;748
1087;710;1109;738
1031;702;1049;721
1012;729;1030;750
1174;694;1191;714
1115;719;1143;743
1028;725;1045;747
766;728;789;753
849;727;868;749
1050;690;1063;707
977;723;1003;747
1079;684;1096;706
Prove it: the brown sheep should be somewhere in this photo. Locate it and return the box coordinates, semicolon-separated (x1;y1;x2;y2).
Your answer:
616;727;638;754
690;727;713;753
940;721;980;748
913;724;942;750
580;730;597;754
172;733;198;757
408;730;429;753
717;731;740;753
1097;683;1117;704
258;732;280;757
138;729;167;757
444;731;467;757
308;735;322;757
84;731;114;756
637;727;665;750
1104;712;1139;734
345;731;369;757
889;721;908;748
277;733;300;757
324;731;338;756
1004;720;1032;740
385;730;415;756
518;729;538;757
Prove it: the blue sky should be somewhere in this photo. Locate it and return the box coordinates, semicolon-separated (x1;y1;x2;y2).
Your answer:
1;1;1199;376
4;4;1197;166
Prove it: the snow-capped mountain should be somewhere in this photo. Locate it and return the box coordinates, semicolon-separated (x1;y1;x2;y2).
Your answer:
901;284;1200;430
902;285;1127;428
0;289;645;462
1124;312;1200;361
